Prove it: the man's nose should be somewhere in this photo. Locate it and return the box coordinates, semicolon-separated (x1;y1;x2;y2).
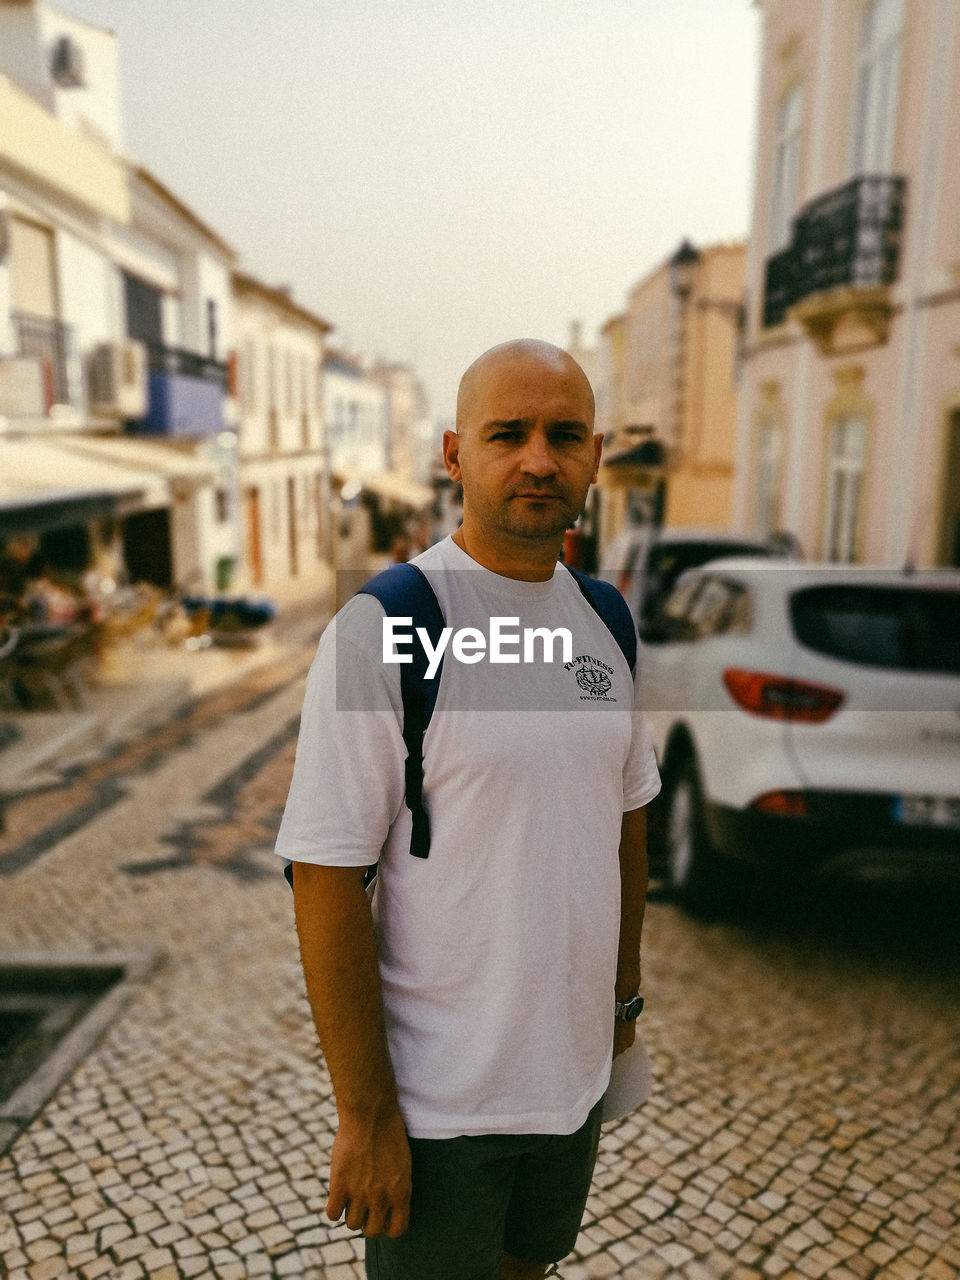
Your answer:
519;430;558;477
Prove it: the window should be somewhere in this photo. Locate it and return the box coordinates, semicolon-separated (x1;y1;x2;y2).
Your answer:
206;299;218;359
791;585;960;674
300;356;311;448
770;84;803;252
267;346;278;411
241;340;257;415
11;218;59;319
823;416;867;562
285;350;295;415
300;355;310;414
267;347;279;450
851;0;903;174
123;271;162;346
754;421;783;539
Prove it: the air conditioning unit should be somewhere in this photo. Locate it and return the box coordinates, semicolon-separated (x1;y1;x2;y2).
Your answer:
87;340;148;419
51;35;86;88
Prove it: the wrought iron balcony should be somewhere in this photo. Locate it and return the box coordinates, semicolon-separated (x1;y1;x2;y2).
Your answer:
12;312;74;405
145;343;229;386
133;342;229;438
762;174;907;332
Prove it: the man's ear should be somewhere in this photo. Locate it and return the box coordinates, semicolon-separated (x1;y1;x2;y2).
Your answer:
442;429;463;483
591;432;604;483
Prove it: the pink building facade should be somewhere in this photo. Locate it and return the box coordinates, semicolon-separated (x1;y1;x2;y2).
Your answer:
734;0;960;567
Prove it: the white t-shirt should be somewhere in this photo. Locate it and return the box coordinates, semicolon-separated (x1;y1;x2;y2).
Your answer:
276;536;661;1138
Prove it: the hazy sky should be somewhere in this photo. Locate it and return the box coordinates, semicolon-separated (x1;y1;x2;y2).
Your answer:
65;0;760;421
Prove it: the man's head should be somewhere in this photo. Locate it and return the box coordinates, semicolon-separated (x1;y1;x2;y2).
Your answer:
454;340;595;436
443;340;601;576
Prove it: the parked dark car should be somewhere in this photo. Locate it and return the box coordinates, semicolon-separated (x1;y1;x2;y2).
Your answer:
598;525;787;626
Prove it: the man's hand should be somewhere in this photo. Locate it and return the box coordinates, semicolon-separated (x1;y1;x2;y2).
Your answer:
613;1018;636;1059
326;1109;412;1238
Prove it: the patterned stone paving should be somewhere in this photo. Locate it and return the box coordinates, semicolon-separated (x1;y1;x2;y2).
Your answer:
0;650;958;1278
0;652;310;879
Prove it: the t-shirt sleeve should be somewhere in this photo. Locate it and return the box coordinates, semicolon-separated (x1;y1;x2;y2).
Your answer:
274;595;407;867
622;641;662;812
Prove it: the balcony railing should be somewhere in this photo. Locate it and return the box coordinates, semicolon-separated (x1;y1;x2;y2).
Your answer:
762;174;907;328
145;343;229;387
133;342;228;438
12;312;74;405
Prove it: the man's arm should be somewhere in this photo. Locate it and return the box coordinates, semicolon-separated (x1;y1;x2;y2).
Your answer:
292;861;411;1238
614;805;649;1058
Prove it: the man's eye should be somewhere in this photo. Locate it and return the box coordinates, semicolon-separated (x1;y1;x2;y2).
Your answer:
492;430;523;441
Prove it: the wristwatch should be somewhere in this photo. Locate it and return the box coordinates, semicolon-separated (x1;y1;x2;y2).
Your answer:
614;993;644;1022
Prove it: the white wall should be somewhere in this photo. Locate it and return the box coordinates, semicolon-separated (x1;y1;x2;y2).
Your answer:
197;251;233;360
37;5;123;152
0;3;123;152
324;362;389;477
233;285;328;594
0;195;13;354
56;227;115;353
0;4;50;112
126;173;234;362
108;220;180;296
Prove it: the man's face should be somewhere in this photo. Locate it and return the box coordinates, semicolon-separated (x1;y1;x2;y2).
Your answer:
444;349;602;548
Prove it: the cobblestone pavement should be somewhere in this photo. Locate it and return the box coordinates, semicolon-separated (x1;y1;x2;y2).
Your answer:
1;636;958;1279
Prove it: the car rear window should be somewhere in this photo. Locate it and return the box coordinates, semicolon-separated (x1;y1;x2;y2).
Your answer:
791;585;960;674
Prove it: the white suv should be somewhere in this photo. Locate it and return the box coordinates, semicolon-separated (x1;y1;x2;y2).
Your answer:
640;560;960;910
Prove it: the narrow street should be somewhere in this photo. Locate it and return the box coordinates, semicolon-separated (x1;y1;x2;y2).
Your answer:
0;615;958;1280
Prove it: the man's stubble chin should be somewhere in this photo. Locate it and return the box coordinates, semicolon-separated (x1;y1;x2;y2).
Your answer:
491;499;580;543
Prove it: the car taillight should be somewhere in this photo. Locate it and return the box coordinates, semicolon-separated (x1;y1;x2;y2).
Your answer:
722;668;845;723
751;790;808;817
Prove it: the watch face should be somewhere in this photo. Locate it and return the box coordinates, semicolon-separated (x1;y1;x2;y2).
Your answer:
618;995;644;1021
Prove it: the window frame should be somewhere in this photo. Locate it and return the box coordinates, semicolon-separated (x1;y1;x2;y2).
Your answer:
850;0;904;176
769;82;804;254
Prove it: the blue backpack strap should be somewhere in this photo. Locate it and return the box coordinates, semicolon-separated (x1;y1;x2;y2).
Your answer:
359;562;445;859
284;563;444;888
566;565;637;677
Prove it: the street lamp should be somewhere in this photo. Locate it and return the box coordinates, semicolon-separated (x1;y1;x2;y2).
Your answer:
667;239;701;474
668;238;701;304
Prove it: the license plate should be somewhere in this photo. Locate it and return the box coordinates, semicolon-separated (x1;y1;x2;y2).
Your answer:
893;794;960;828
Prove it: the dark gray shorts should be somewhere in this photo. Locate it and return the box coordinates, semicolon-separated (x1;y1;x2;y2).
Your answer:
364;1099;602;1280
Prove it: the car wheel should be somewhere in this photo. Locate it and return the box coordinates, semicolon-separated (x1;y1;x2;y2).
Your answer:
665;758;724;914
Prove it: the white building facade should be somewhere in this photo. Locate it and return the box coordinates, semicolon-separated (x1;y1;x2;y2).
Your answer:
0;0;240;595
233;272;331;596
323;351;389;481
734;0;960;568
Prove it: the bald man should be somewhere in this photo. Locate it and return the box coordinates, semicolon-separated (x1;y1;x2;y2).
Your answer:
277;340;660;1279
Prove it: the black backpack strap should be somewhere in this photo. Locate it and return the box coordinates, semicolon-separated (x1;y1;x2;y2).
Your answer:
566;565;638;677
359;563;445;859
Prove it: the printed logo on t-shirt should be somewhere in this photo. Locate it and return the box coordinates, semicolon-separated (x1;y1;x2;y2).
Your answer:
565;654;618;702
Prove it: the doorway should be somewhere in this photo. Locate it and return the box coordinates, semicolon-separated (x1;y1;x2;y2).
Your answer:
245;487;263;587
936;410;960;567
123;509;173;589
287;476;299;577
